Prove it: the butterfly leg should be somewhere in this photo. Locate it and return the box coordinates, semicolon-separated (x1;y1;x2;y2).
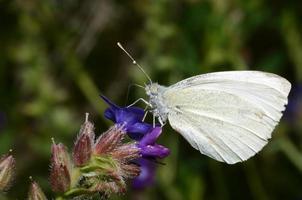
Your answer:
151;115;165;127
152;114;156;128
127;98;152;108
142;110;149;122
158;117;165;127
144;105;149;111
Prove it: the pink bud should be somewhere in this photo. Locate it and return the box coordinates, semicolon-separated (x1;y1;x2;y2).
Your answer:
28;178;47;200
91;182;120;194
121;164;140;179
0;151;16;191
50;140;71;193
50;164;71;193
94;126;125;155
110;144;141;162
73;113;95;166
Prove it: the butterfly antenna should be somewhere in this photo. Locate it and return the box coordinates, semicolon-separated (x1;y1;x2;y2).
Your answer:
117;42;152;84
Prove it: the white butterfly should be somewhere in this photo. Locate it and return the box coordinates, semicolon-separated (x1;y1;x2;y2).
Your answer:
117;43;291;164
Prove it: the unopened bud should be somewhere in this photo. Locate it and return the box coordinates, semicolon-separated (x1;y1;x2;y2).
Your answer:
121;164;140;179
91;182;120;194
111;144;140;162
50;139;71;193
94;126;125;155
28;177;47;200
73;113;94;166
0;151;16;191
79;113;95;141
106;170;126;193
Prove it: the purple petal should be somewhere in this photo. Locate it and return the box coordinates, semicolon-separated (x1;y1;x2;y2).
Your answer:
100;95;120;109
115;109;142;125
104;108;116;122
126;107;145;118
132;158;156;189
101;95;151;138
126;123;152;140
139;144;170;159
139;127;162;146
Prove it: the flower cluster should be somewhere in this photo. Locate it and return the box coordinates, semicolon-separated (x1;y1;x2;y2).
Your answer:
49;113;142;199
1;95;171;199
101;95;170;189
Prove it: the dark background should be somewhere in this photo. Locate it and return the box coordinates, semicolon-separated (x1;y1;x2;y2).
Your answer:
0;0;302;199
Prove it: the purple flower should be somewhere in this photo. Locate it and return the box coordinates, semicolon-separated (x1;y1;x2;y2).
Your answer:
133;127;170;190
132;158;156;189
101;95;152;140
137;127;170;159
101;96;170;190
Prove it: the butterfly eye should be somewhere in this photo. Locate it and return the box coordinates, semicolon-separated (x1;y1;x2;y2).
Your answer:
150;88;157;95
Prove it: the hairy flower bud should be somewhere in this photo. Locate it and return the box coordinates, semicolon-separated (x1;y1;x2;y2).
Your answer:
93;126;125;155
50;140;71;193
111;144;141;162
73;113;95;166
28;178;47;200
121;164;141;179
91;182;120;194
0;151;16;191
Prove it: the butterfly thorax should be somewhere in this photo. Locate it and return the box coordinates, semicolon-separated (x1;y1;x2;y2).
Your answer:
145;83;169;123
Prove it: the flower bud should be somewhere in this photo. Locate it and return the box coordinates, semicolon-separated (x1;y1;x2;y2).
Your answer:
88;169;126;194
111;144;140;162
50;139;71;193
0;151;16;191
93;126;125;155
92;182;120;194
121;164;140;179
28;178;47;200
73;113;95;166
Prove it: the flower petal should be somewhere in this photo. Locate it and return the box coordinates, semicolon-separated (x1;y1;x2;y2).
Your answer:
101;95;151;138
139;127;162;146
140;144;170;159
132;159;156;189
126;123;152;140
100;95;120;109
115;109;141;125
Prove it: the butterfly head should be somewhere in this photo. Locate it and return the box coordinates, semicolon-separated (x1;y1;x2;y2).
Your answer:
145;83;160;97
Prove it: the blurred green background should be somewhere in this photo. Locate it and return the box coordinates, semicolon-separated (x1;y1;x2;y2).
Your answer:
0;0;302;199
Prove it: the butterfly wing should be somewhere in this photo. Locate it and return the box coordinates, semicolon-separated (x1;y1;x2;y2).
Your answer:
163;71;291;164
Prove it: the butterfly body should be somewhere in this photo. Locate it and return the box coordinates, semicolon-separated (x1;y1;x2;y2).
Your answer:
145;83;169;123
